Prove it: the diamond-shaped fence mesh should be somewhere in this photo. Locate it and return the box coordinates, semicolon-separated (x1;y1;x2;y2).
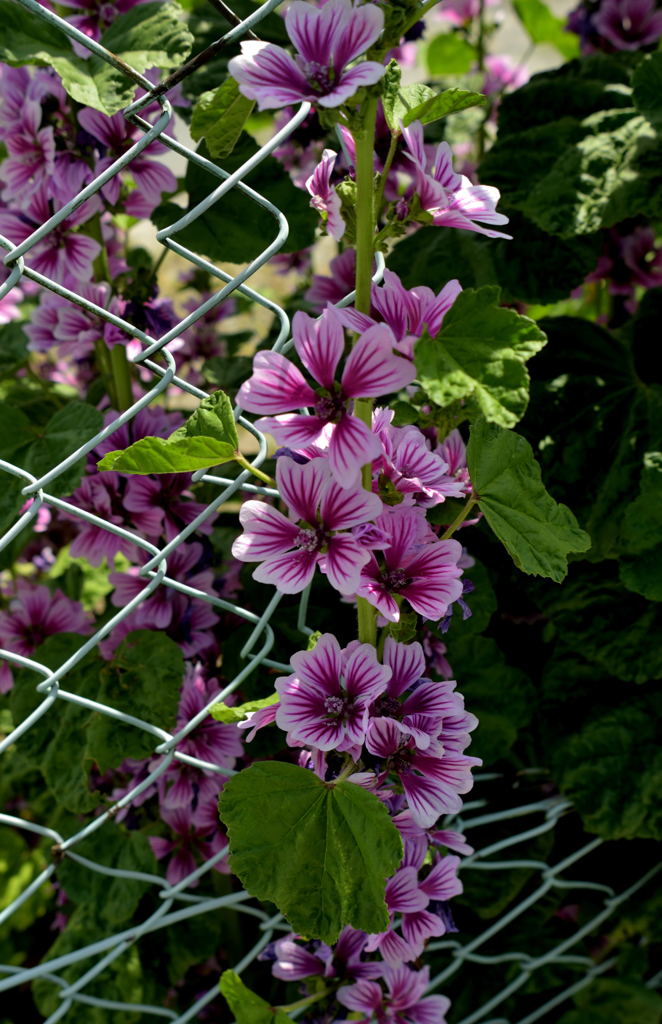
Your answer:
0;2;659;1021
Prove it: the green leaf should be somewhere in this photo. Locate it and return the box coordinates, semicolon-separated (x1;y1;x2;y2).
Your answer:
0;1;193;115
219;971;293;1024
0;403;33;459
153;137;317;262
24;401;103;496
481;61;662;239
88;630;184;770
57;827;155;925
619;452;662;600
467;419;591;582
210;693;278;724
633;52;662;127
447;636;534;765
219;761;403;943
383;83;435;132
380;60;402;132
98;390;239;473
0;475;23;535
555;694;662;840
512;0;580;59
559;980;662;1024
191;78;255;159
426;33;476;76
0;323;28;373
415;286;547;427
402;87;487;127
202;355;254;390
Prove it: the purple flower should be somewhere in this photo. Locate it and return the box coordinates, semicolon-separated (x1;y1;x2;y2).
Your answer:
57;0;151;42
305;247;357;310
373;411;467;507
366;856;463;963
435;0;500;25
100;542;219;660
337;269;462;358
370;638;464;752
229;0;386;111
1;99;56;205
62;473;140;566
594;0;662;49
233;457;382;593
366;717;480;827
123;474;213;543
401;122;511;239
482;54;529;97
275;633;391;753
25;283;132;360
238;307;415;487
393;810;474;869
305;148;345;240
264;925;381;982
0;581;92;693
357;508;464;622
77;108;176;218
0;187;100;284
157;665;243;809
337;964;451;1024
149;799;229;887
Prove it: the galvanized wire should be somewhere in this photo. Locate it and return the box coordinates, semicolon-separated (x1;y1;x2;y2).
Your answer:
0;2;658;1021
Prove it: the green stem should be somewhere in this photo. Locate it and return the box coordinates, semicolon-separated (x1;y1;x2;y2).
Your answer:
88;213;110;283
109;343;133;411
352;97;379;647
374;132;399;236
235;453;274;486
441;494;478;540
476;0;487;160
332;756;359;786
278;988;330;1013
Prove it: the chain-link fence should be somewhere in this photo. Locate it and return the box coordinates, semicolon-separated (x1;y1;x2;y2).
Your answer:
0;1;659;1021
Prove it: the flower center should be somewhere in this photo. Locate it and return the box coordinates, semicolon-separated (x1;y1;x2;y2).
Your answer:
314;390;345;423
324;694;347;718
391;746;414;774
295;527;324;553
371;695;402;719
384;568;410;590
303;61;334;93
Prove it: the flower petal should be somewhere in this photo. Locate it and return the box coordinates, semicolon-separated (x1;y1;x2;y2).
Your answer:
229;41;312;110
292;307;344;389
252;549;318;593
319;61;386;107
277;456;328;523
238;350;316;414
320;534;370;594
290;633;343;691
232;501;299;561
383;637;426;697
328;414;382;488
255;413;327;449
320;473;382;530
342;323;416;398
331;1;384;67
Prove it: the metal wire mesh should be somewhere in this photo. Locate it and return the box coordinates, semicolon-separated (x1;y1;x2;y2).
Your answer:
0;2;659;1021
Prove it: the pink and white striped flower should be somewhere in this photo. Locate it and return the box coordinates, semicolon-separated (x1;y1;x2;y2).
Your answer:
275;633;391;753
366;716;480;827
337;963;451;1024
232;457;382;594
229;0;386;111
305;148;345;240
337;269;462;358
237;307;415;487
401;122;511;239
357;507;464;622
